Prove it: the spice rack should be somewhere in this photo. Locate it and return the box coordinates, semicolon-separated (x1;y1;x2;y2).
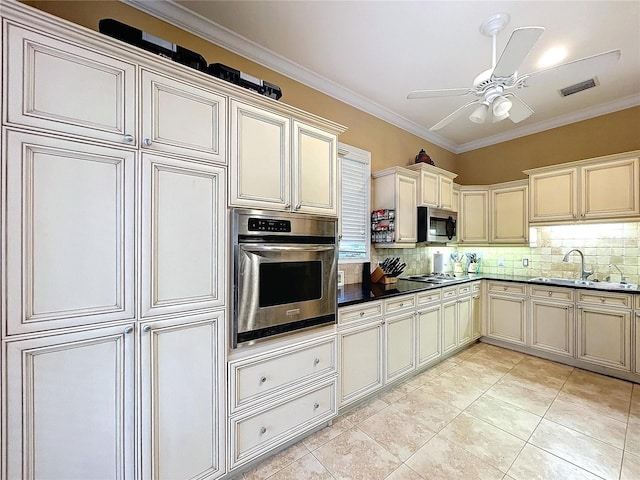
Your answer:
371;209;395;244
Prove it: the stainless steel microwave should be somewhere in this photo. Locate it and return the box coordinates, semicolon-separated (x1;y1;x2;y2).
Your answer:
417;207;457;243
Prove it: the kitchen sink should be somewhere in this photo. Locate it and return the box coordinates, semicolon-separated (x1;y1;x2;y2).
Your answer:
529;277;638;291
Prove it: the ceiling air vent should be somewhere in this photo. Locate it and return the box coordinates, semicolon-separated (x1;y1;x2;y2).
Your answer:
559;77;599;97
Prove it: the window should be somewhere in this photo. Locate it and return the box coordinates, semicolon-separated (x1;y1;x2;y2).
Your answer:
339;143;371;263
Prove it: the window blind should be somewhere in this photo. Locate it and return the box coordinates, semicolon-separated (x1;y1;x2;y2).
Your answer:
339;149;370;262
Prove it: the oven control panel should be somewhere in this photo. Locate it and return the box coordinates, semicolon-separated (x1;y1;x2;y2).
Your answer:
248;217;291;232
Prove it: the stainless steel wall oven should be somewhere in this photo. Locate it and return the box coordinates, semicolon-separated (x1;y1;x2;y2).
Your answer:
231;208;337;347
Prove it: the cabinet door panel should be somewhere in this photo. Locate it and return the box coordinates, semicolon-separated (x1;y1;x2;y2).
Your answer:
6;23;136;144
141;69;226;163
529;168;578;222
140;313;225;480
339;322;383;406
487;295;526;344
418;170;439;207
385;313;415;382
293;121;337;215
457;297;472;345
442;301;457;353
460;190;489;243
581;158;640;219
396;174;417;243
229;101;290;209
4;324;135;479
577;307;630;371
439;176;454;210
530;300;574;357
141;154;226;317
491;185;528;243
416;305;441;366
4;131;135;335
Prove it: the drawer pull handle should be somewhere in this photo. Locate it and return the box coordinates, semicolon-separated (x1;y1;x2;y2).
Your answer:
314;358;320;366
313;402;320;410
360;311;365;317
259;427;267;435
260;376;267;384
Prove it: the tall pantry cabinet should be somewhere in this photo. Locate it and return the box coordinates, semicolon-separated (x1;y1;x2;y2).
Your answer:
1;4;226;479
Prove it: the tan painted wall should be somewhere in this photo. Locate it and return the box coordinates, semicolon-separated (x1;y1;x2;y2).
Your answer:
20;1;640;184
456;106;640;185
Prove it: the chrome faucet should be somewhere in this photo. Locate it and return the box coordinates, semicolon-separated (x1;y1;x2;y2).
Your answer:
607;264;627;284
562;249;593;281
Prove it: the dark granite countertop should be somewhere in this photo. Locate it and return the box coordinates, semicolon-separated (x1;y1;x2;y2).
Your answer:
338;274;639;307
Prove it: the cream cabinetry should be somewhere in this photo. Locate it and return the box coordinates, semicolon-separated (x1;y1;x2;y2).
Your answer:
372;167;419;246
337;301;384;406
229;100;342;215
3;130;135;335
228;333;337;469
140;69;227;163
384;295;416;382
635;307;640;375
140;312;226;480
490;180;528;244
405;163;458;210
5;21;137;145
526;152;640;223
485;282;527;345
442;295;458;354
416;290;442;367
140;153;226;318
576;291;632;371
3;323;136;479
459;188;489;244
528;285;575;357
452;185;460;213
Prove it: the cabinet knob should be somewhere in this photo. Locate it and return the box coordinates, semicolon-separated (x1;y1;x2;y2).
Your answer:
548;291;552;296
295;203;302;210
259;427;267;435
123;134;134;143
313;402;320;410
260;376;267;384
143;138;152;147
360;311;365;317
142;325;151;333
314;358;320;366
601;298;605;303
503;287;508;291
284;203;291;210
399;303;404;307
124;326;133;334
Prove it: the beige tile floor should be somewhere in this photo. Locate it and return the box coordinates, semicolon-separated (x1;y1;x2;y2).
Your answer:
236;343;640;480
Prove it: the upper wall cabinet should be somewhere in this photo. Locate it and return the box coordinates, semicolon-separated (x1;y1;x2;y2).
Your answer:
458;188;489;244
406;163;458;211
140;69;227;163
229;100;343;215
490;181;528;244
5;22;137;145
525;152;640;224
372;167;419;246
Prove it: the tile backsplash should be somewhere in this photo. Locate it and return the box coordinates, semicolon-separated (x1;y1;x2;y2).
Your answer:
340;222;640;285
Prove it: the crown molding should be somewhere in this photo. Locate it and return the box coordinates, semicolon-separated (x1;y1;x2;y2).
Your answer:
455;94;640;153
121;0;639;155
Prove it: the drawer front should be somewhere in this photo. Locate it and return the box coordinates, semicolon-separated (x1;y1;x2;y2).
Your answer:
577;291;632;309
487;281;527;295
635;296;640;310
230;337;336;412
442;287;457;300
384;294;416;314
530;285;574;302
471;282;481;293
338;301;383;326
230;379;336;468
457;284;472;296
416;289;442;306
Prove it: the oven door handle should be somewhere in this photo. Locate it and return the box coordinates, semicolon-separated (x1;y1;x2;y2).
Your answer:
240;244;335;253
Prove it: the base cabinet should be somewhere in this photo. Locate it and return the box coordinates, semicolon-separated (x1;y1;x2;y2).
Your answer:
529;298;574;357
442;300;458;354
140;312;226;480
338;321;384;406
3;323;136;480
385;312;416;382
577;306;631;371
486;294;526;345
416;304;442;367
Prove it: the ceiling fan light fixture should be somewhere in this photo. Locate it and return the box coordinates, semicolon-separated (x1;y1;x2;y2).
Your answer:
492;95;513;117
469;103;489;124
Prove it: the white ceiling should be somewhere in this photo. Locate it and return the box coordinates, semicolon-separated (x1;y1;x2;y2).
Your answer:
125;1;640;153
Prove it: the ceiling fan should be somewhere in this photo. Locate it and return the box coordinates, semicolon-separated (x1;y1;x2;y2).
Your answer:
407;13;621;131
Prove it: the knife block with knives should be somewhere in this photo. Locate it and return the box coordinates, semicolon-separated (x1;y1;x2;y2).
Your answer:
371;257;406;284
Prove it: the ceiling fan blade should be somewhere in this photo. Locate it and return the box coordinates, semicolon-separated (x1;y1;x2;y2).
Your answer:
520;49;621;89
492;26;545;78
430;100;481;130
504;93;534;123
407;88;473;99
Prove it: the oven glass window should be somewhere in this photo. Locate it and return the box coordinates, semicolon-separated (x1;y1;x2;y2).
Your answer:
259;261;322;307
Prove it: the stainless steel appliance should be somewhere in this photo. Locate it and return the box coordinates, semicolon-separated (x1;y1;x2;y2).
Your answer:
417;207;457;243
232;208;337;347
